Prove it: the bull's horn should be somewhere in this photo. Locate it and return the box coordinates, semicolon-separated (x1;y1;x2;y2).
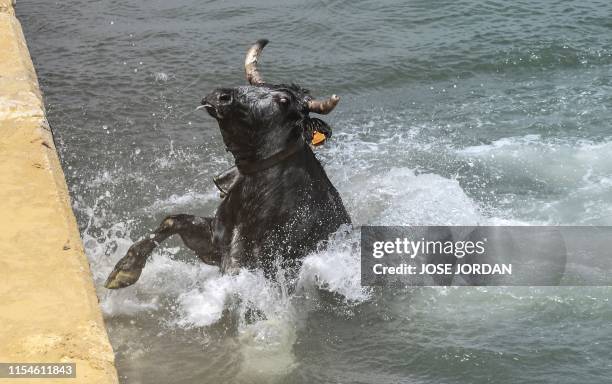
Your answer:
307;94;340;115
245;39;269;85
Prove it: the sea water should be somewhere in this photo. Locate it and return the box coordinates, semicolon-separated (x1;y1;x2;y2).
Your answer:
18;0;612;382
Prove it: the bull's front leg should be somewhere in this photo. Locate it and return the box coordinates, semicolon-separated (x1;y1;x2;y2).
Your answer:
104;214;219;289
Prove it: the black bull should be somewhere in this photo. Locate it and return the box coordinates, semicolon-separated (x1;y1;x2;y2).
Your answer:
105;40;351;289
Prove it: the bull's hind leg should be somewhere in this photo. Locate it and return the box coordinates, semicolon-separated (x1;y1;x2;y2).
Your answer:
104;214;218;289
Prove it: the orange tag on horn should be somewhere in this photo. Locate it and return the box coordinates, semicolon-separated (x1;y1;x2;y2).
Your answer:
311;131;327;146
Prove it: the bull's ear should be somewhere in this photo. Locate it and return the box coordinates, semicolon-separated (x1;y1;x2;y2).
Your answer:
302;117;333;143
307;117;332;138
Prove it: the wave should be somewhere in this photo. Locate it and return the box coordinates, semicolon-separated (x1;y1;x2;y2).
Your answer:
457;135;612;224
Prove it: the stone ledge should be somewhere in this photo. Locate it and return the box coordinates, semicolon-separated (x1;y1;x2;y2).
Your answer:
0;1;15;15
0;1;119;383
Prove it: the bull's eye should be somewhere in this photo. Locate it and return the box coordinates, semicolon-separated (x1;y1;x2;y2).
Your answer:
219;93;231;102
279;97;288;105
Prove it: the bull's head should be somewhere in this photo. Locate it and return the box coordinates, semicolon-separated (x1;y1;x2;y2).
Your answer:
201;39;339;164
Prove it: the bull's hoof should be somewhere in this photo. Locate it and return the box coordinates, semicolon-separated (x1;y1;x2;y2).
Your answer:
104;250;145;289
104;268;142;289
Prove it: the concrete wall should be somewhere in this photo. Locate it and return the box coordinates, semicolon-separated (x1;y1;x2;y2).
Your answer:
0;1;119;382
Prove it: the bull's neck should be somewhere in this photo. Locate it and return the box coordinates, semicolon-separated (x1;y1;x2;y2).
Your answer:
231;136;306;175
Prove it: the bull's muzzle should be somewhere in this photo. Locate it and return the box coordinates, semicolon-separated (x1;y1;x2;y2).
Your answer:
201;88;233;119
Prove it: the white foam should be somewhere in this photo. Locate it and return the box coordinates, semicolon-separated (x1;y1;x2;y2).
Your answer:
174;268;285;328
154;72;169;82
298;226;370;302
457;135;612;188
457;135;612;224
145;190;218;212
339;167;483;226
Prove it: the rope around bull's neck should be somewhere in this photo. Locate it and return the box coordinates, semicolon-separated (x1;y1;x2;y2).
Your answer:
235;139;306;175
